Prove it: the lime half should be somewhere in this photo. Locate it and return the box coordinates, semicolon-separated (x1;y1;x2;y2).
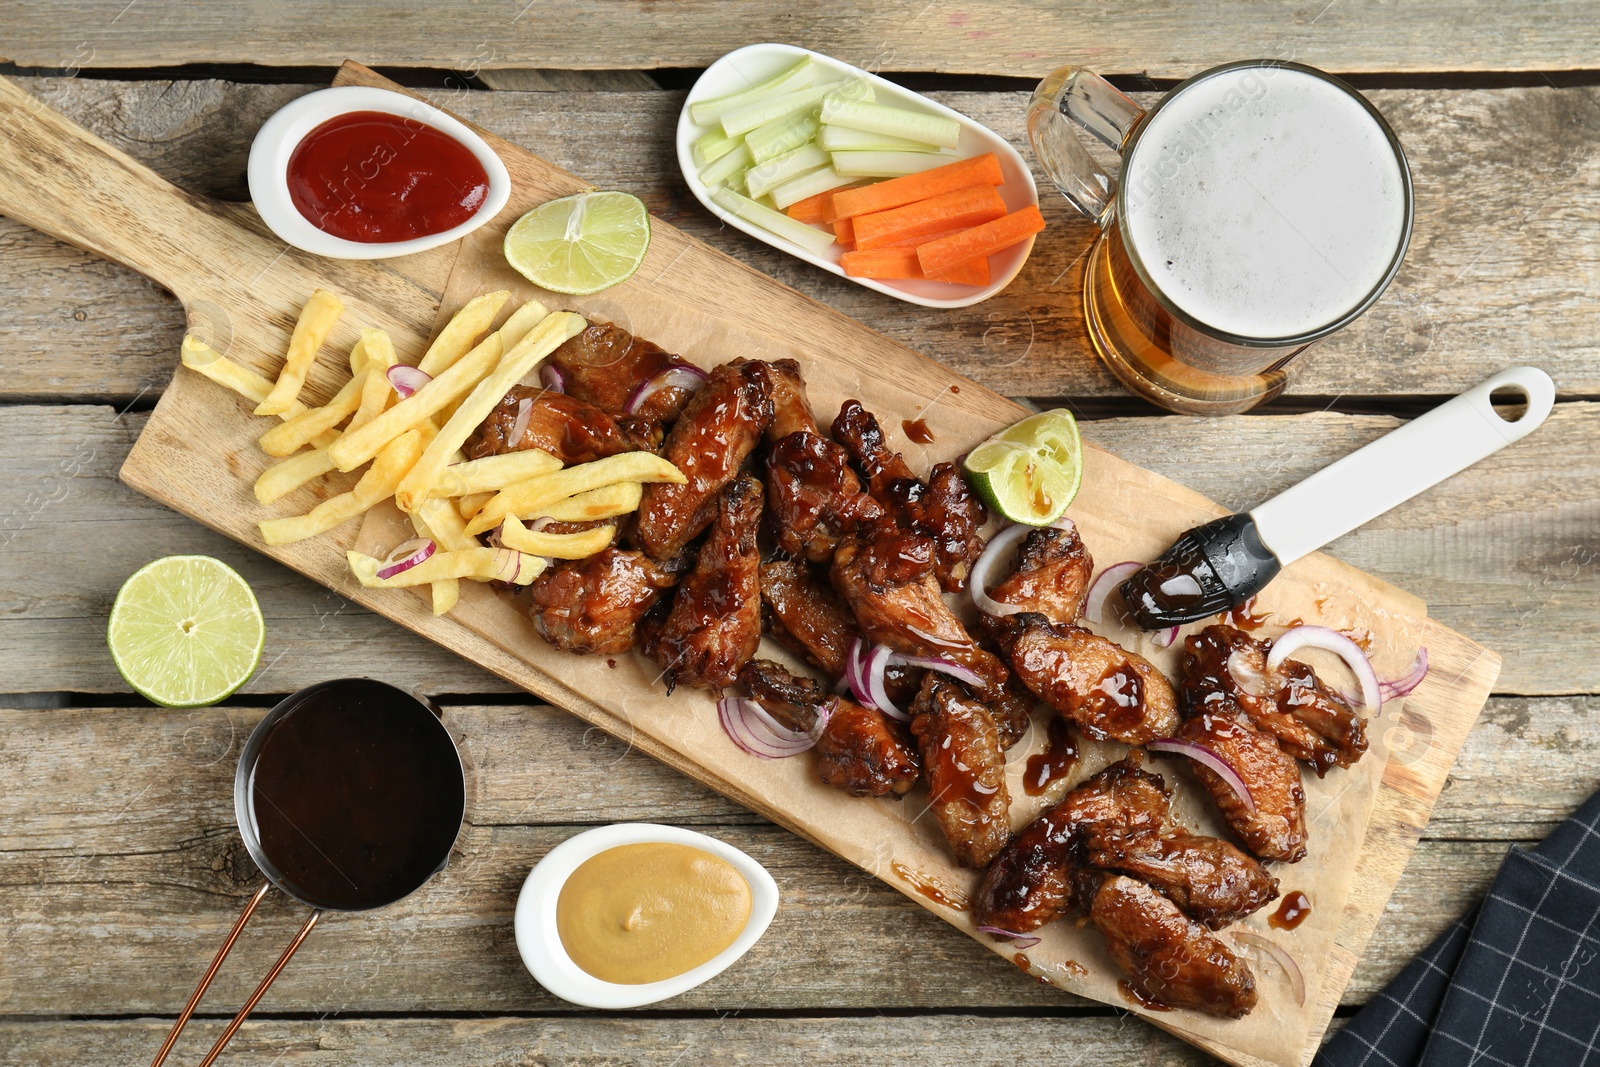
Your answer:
503;190;651;296
107;556;265;708
963;409;1084;526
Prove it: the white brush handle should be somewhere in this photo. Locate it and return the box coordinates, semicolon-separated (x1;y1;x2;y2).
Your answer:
1250;366;1554;566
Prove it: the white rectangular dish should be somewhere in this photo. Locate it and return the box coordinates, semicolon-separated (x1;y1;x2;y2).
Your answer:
676;43;1041;309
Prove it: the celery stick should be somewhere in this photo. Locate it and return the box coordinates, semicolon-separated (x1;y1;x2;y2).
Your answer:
820;97;962;149
698;140;752;188
817;124;943;153
690;56;817;126
710;185;837;256
745;144;830;199
769;165;855;210
720;79;850;137
746;111;821;164
821;77;875;109
692;129;743;168
831;150;958;178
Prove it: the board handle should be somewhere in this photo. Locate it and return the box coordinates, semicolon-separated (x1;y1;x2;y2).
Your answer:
0;75;228;300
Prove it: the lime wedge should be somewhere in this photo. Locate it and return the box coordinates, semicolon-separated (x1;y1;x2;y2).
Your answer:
503;191;651;296
963;409;1084;526
107;556;265;708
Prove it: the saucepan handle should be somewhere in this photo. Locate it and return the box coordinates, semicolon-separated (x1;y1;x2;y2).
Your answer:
1025;66;1145;225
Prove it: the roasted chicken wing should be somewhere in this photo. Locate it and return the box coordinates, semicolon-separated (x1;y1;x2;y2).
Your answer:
759;556;862;679
1175;711;1308;863
992;613;1180;744
635;360;774;560
641;474;763;691
465;386;661;465
1085;829;1279;931
766;358;818;439
543;322;703;423
526;547;682;655
910;675;1012;868
987;522;1095;625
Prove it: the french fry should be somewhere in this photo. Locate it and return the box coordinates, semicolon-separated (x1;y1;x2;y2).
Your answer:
532;481;644;523
394;311;587;513
327;331;502;472
346;546;547;587
347;329;398;432
415;495;479;551
498;516;617;558
495;298;553;350
408;510;460;616
256;289;344;416
465;452;686;536
258;428;422;545
346;335;368;377
432;449;562;499
458;491;494;521
257;370;366;457
254;447;339;505
182;336;307;416
417;290;511;376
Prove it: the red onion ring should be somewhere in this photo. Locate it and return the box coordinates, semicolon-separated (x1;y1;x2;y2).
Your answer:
968;523;1030;616
1147;738;1256;815
385;364;432;399
1380;647;1430;701
1266;625;1381;716
376;537;436;580
1085;561;1141;625
1233;930;1305;1006
625;364;708;415
863;643;908;721
539;364;565;394
508;397;533;446
1225;649;1278;699
977;925;1042;949
718;696;830;759
1152;625;1180;648
891;652;985;690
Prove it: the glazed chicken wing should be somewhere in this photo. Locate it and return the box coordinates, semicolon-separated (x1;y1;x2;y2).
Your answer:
465;386;661;465
1176;712;1307;863
832;400;986;591
526;547;682;655
543;322;703;424
635;360;774;561
987;523;1095;625
1181;625;1367;776
992;613;1180;745
760;557;862;679
1085;829;1279;931
764;363;882;562
910;675;1012;868
766;358;818;439
1082;873;1258;1019
641;474;763;691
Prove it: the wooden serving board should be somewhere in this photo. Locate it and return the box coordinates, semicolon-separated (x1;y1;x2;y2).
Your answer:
0;63;1499;1067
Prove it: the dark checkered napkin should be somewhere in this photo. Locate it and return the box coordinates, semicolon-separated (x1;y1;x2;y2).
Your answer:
1316;788;1600;1067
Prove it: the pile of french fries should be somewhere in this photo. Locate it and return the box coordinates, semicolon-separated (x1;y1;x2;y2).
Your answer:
180;288;687;616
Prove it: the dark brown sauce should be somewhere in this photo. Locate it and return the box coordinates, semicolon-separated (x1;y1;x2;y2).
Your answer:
1013;952;1052;984
891;860;970;911
927;732;1002;809
1342;626;1374;651
248;680;464;911
901;418;935;445
1077;664;1144;734
1269;890;1312;931
950;385;961;394
1224;596;1271;631
1119;979;1173;1011
1023;716;1079;796
1061;959;1088;978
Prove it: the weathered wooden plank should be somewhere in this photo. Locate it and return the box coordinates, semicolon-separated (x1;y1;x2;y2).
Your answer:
2;79;1597;402
0;702;1569;1014
5;2;1600;76
0;405;1590;696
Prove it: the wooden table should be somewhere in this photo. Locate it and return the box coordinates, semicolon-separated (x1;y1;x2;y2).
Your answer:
2;8;1597;1065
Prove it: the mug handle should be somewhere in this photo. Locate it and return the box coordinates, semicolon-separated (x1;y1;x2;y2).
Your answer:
1026;67;1146;225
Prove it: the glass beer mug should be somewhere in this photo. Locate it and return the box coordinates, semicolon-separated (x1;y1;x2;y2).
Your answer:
1027;61;1414;414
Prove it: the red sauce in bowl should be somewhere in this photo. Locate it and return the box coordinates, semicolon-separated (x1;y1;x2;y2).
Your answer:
286;110;490;243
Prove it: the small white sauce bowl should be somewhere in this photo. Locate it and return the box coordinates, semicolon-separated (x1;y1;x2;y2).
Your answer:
513;823;779;1009
677;42;1040;308
247;85;511;260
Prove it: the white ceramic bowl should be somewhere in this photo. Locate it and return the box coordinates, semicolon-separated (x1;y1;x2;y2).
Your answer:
513;823;779;1009
677;43;1040;308
247;86;511;260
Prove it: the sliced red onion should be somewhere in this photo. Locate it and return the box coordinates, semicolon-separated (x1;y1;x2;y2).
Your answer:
626;364;708;415
1085;561;1142;625
968;523;1030;616
1148;738;1256;815
977;925;1042;949
863;643;908;721
539;363;565;394
1226;649;1278;699
891;652;985;689
718;696;830;759
1233;930;1305;1006
904;624;963;651
1267;625;1381;716
1152;626;1180;648
376;537;435;580
386;364;432;399
1380;647;1430;701
839;637;869;698
509;396;533;445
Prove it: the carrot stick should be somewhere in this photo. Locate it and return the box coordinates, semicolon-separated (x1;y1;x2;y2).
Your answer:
927;256;990;286
827;152;1004;222
853;185;1007;250
833;217;855;248
917;204;1045;275
869;223;968;249
785;188;837;223
841;248;991;287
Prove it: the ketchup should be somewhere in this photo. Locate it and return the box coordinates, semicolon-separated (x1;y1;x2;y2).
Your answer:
286;110;490;243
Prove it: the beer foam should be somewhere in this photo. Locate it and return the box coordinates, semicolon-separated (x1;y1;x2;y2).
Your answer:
1122;65;1408;340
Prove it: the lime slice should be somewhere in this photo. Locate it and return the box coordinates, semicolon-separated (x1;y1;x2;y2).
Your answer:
503;191;651;296
963;409;1084;526
107;556;265;708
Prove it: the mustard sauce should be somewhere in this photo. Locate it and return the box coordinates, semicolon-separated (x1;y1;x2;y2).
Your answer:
556;842;752;984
